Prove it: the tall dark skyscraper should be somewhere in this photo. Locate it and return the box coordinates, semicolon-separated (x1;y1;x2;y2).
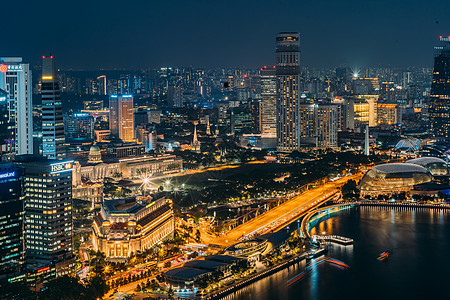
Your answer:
0;89;14;155
276;32;300;152
0;163;25;276
429;36;450;139
41;56;65;159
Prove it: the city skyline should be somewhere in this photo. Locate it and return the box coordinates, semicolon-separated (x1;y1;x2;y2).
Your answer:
2;0;450;69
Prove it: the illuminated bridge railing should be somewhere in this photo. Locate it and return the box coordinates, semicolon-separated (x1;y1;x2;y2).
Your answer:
301;203;357;239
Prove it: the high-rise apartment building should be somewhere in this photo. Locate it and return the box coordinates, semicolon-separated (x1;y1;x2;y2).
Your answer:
298;103;338;149
429;36;450;139
109;94;134;142
316;104;338;148
276;32;301;152
97;75;107;95
41;56;65;159
167;85;183;107
0;163;25;275
260;66;277;138
15;155;75;277
0;57;33;155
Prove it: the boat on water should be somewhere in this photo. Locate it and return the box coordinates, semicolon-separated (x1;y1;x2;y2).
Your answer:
377;251;389;261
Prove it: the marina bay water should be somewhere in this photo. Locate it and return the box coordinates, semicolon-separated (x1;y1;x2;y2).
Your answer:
224;206;450;300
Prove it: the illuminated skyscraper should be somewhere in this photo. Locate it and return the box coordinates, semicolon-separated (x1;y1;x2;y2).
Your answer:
109;94;134;142
41;56;65;159
298;103;338;149
15;155;75;277
0;57;33;155
429;36;450;139
260;66;277;138
276;32;300;152
97;75;107;95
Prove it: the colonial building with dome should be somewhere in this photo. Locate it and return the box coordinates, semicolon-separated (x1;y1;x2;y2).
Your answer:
92;195;174;260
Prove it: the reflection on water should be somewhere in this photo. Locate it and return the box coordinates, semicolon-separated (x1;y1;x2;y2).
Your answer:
228;206;450;300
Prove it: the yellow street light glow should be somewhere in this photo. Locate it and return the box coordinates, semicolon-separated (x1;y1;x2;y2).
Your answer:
42;76;53;80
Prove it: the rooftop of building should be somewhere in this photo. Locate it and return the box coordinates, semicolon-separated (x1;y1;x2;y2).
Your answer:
204;255;243;264
183;260;229;271
163;267;210;279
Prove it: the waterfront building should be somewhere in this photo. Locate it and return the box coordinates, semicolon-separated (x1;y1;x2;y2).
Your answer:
109;94;134;142
15;155;75;277
359;163;433;195
0;57;33;155
429;36;450;139
276;32;301;152
164;255;242;289
0;163;25;276
92;195;174;259
41;56;65;159
65;113;94;139
406;157;449;176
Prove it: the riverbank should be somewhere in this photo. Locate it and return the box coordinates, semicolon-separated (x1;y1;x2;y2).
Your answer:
203;252;308;300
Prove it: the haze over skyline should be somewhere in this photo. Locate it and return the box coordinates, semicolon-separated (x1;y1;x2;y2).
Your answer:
3;0;450;69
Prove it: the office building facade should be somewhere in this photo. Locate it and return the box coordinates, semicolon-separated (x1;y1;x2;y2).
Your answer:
429;36;450;139
276;32;301;152
260;66;277;138
109;94;134;142
65;113;94;139
16;155;75;277
0;57;33;155
41;56;65;159
0;163;25;275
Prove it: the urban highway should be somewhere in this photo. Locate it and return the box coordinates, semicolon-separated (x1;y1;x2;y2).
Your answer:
212;173;363;247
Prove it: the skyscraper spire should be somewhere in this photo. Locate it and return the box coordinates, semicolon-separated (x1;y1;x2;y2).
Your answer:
191;121;201;153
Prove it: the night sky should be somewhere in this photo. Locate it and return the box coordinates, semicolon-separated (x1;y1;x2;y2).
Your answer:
3;0;450;69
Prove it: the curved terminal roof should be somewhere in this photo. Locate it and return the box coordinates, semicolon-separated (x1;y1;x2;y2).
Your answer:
406;157;446;165
395;138;421;151
360;163;433;192
406;157;448;176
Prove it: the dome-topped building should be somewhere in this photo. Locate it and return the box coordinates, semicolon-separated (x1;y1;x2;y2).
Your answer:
406;157;448;176
88;144;102;164
360;163;433;194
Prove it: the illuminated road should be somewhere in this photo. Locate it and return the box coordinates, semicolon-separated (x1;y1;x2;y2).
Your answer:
212;173;362;247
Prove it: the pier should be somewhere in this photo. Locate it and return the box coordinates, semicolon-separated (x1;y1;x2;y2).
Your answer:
311;234;354;245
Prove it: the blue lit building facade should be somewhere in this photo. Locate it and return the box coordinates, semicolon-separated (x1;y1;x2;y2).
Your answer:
0;88;14;155
64;113;94;139
0;57;33;156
